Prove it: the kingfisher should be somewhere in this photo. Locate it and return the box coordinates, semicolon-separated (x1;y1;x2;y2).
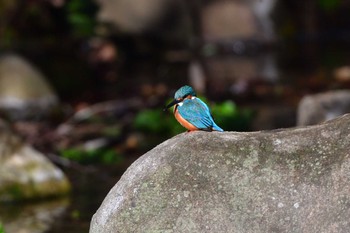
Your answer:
164;85;224;132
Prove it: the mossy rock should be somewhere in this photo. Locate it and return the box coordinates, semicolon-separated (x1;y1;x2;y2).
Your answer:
0;119;70;202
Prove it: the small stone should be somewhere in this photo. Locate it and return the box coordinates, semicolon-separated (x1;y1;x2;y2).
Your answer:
0;54;59;120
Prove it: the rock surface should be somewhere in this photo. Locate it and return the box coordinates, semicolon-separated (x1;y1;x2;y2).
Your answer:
90;114;350;233
0;54;59;120
0;119;70;202
297;90;350;126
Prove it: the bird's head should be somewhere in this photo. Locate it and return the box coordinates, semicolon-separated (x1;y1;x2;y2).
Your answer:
163;85;197;110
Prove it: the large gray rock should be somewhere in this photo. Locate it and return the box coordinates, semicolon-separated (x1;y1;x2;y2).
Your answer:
297;90;350;126
91;114;350;233
0;54;59;120
0;119;70;202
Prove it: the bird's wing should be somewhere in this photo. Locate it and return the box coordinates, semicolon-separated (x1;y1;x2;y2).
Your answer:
178;98;214;130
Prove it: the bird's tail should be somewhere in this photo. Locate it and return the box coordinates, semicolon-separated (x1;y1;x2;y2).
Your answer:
212;123;224;132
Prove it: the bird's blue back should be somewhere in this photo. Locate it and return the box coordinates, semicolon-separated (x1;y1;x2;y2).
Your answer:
177;97;223;131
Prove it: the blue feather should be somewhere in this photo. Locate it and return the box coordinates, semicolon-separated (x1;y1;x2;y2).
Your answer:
177;97;224;131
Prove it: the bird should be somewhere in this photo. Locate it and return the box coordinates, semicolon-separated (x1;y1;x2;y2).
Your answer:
164;85;224;132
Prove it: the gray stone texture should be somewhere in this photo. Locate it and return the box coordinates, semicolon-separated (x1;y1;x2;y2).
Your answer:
91;114;350;233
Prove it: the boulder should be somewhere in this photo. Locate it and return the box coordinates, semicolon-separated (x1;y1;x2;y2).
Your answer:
90;114;350;233
0;54;59;120
297;90;350;126
0;119;70;202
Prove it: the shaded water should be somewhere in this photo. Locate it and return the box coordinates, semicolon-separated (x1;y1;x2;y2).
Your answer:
47;168;121;233
0;167;123;233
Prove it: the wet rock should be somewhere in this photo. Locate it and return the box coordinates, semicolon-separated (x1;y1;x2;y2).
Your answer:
0;54;59;120
90;114;350;233
0;119;70;202
297;90;350;126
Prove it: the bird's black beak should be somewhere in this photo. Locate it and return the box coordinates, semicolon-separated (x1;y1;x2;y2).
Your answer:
163;99;181;111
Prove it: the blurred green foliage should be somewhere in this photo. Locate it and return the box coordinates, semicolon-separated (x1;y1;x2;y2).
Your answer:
66;0;98;37
318;0;340;12
211;100;253;132
60;148;123;165
133;99;253;136
0;222;4;233
70;209;81;220
133;108;184;136
0;0;98;49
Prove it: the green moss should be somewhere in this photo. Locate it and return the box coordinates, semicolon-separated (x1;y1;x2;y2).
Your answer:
0;184;24;202
8;185;24;199
0;175;70;202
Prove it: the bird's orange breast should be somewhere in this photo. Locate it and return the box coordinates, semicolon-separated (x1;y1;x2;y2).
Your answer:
174;105;198;131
